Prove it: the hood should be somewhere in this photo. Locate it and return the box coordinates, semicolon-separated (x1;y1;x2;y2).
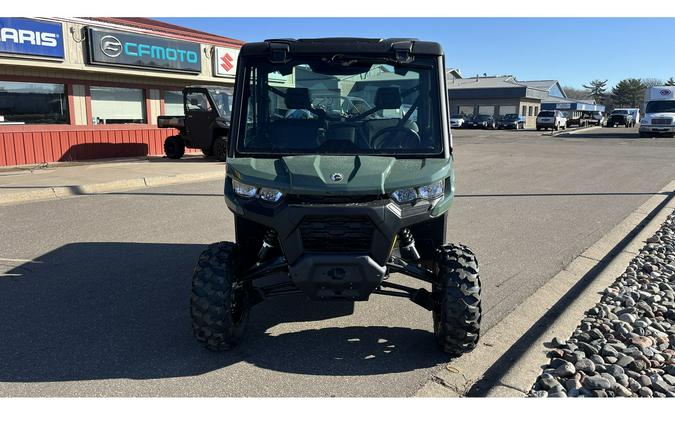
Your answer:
645;112;675;118
227;155;453;195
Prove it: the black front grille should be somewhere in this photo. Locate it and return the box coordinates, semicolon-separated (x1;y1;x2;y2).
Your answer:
299;215;374;252
288;194;386;204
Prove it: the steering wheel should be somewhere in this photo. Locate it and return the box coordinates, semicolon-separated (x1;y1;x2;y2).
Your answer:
371;126;421;150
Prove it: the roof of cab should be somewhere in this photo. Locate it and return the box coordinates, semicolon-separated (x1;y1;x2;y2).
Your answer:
239;38;443;57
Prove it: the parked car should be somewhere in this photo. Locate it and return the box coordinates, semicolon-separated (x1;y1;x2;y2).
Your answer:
587;112;606;126
450;114;467;128
536;110;567;131
606;109;635;128
466;114;496;129
497;114;526;130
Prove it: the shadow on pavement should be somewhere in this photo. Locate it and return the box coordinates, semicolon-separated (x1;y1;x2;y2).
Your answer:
0;242;445;383
560;131;640;139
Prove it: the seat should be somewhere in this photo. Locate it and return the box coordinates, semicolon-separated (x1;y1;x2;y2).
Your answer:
268;119;323;151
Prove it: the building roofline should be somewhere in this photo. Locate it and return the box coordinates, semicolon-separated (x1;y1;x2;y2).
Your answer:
67;17;244;48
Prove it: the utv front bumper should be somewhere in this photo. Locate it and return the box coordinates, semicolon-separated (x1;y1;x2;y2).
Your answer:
225;182;451;301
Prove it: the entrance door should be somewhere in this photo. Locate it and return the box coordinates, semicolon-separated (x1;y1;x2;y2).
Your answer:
184;89;216;149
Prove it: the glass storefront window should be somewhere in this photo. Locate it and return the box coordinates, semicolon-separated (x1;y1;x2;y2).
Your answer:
457;105;474;117
91;86;146;124
0;81;68;124
499;106;516;116
164;90;184;116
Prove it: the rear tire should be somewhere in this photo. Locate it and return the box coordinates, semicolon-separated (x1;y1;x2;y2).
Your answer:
213;136;228;162
164;135;185;159
191;242;250;351
433;244;482;357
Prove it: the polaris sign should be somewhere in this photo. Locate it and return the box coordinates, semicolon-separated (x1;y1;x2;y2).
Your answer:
0;17;64;59
87;27;201;73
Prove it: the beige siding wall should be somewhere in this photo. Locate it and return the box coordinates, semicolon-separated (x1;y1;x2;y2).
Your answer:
148;89;161;123
71;84;88;125
519;100;541;128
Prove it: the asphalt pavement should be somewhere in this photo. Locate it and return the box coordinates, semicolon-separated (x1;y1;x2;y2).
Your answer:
1;126;674;396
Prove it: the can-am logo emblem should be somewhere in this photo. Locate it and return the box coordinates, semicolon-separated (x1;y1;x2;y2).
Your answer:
330;173;344;182
100;35;122;58
660;89;672;96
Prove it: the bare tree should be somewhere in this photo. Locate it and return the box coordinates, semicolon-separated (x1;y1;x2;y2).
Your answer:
562;86;592;100
642;78;665;88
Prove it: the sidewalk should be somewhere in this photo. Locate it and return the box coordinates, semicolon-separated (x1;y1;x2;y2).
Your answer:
0;155;225;206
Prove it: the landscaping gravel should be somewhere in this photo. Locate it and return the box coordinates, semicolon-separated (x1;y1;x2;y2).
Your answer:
529;210;675;397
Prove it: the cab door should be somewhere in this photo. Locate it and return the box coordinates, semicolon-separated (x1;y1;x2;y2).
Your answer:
184;88;217;149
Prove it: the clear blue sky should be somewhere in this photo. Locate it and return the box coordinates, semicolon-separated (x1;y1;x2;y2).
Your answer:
158;17;675;89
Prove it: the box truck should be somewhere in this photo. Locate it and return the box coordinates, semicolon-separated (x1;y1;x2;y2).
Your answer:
639;87;675;138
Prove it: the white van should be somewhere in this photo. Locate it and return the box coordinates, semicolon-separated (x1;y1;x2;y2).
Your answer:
639;87;675;138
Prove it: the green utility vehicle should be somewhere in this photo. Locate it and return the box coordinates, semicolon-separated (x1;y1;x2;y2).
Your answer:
190;38;482;356
157;86;232;160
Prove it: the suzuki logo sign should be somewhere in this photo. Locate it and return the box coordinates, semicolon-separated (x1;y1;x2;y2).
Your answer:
213;46;239;78
220;52;234;72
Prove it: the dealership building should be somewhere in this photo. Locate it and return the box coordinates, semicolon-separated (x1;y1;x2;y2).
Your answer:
447;76;605;128
0;17;243;167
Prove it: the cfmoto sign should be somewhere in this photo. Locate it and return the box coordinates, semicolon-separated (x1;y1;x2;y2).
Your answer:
88;27;201;73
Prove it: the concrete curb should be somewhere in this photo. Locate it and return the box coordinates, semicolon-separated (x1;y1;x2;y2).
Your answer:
415;179;675;397
549;126;602;137
0;171;224;206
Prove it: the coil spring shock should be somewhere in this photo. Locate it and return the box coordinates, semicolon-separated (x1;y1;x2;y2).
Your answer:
257;229;278;263
399;227;420;261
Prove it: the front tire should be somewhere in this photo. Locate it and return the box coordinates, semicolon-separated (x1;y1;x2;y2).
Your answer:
191;242;250;351
213;136;228;162
433;244;482;357
164;135;185;159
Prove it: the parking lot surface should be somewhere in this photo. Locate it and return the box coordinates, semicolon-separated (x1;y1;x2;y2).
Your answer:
1;127;674;396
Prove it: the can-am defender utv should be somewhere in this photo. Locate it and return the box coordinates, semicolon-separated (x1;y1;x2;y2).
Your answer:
191;38;481;356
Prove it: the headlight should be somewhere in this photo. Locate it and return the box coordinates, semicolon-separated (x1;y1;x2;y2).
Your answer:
641;119;648;125
232;180;258;198
232;180;284;202
259;187;284;202
391;180;445;204
417;180;444;200
391;187;418;204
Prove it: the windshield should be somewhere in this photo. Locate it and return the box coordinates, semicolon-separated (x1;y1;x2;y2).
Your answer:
450;114;463;119
475;115;491;121
646;101;675;114
502;114;518;120
539;111;554;117
208;88;232;118
612;110;629;115
235;56;443;156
